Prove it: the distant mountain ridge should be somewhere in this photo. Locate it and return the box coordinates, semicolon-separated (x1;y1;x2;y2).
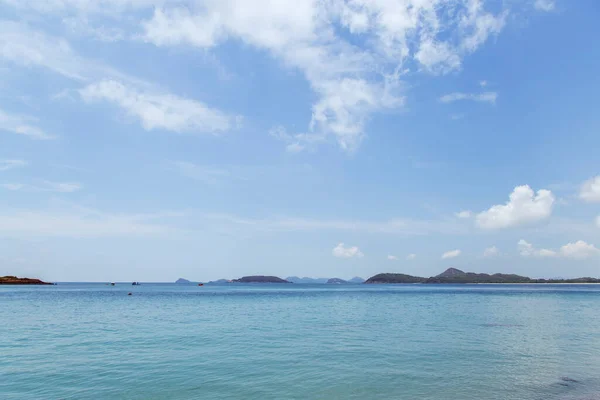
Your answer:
232;276;291;283
365;268;600;284
286;276;365;284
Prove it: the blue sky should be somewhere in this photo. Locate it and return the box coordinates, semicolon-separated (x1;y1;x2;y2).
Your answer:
1;0;599;282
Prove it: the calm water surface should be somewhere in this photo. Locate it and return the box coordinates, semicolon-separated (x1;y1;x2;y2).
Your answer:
2;283;600;399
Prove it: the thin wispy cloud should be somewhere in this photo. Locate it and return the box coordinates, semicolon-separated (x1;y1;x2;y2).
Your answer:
1;181;82;193
80;80;239;134
0;206;181;238
0;109;54;140
534;0;555;12
171;161;231;184
439;92;498;104
0;159;28;171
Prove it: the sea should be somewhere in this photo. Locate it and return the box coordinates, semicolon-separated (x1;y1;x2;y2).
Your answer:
2;283;600;400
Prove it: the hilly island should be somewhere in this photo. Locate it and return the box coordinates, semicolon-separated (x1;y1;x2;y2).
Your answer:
365;268;600;284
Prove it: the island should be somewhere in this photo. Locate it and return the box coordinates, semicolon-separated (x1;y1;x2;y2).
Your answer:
286;276;329;284
175;278;192;284
326;278;347;284
365;273;426;284
365;268;600;284
232;276;291;283
208;279;230;284
0;276;52;285
348;277;365;284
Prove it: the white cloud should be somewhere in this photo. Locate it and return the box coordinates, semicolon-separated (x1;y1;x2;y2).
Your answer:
483;246;499;257
519;239;600;260
1;181;82;193
580;176;600;203
476;185;555;229
332;243;364;258
534;0;555;12
406;253;417;260
0;109;54;140
269;126;325;153
442;249;461;259
479;80;488;87
139;0;509;151
455;210;472;219
0;159;28;171
560;241;600;260
439;92;498;104
0;21;134;83
79;80;237;134
518;239;557;257
387;255;398;261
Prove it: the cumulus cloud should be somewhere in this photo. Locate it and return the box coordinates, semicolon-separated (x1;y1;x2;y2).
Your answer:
483;246;499;257
79;80;237;134
0;159;28;171
439;92;497;104
518;240;600;259
476;185;555;229
455;210;472;219
442;249;461;259
560;241;600;259
387;255;398;261
406;253;417;260
518;240;557;257
332;243;364;258
580;176;600;203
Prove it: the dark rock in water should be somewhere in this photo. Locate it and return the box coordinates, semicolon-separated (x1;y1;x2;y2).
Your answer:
0;276;52;285
326;278;347;284
561;377;580;383
175;278;191;284
232;276;290;283
127;292;132;296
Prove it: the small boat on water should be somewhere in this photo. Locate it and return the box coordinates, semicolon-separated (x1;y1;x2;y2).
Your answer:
110;282;115;286
198;283;204;286
132;282;141;286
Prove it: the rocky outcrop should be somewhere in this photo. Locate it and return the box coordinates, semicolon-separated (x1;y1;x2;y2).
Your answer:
0;276;52;285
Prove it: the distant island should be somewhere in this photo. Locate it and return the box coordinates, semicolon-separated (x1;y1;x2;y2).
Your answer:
175;278;192;284
208;279;230;284
286;276;365;284
232;276;291;283
0;276;52;285
365;268;600;284
286;276;329;284
326;278;347;284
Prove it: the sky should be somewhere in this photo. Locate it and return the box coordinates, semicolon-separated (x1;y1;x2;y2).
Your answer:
1;0;599;282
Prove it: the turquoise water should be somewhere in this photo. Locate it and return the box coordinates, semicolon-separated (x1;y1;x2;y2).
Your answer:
2;284;600;399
